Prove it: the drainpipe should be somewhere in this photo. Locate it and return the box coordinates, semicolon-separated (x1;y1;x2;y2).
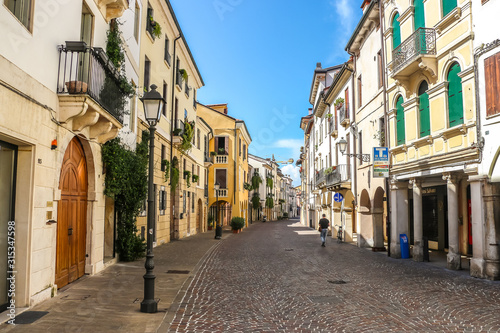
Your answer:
234;124;237;207
379;0;391;256
347;49;358;238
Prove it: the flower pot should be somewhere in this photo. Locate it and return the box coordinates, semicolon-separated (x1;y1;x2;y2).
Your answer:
232;229;241;234
66;81;88;93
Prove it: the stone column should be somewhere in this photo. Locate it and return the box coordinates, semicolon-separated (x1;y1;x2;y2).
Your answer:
410;178;424;262
443;173;461;270
483;181;500;280
390;179;409;258
469;175;486;278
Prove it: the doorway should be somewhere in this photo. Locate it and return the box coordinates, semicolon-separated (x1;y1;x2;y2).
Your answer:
0;141;17;311
55;137;88;289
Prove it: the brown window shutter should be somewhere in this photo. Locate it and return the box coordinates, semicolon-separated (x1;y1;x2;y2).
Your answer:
485;52;500;116
345;88;349;119
225;138;229;154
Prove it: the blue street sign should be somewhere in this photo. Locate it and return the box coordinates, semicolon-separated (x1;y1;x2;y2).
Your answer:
334;193;344;203
373;147;389;162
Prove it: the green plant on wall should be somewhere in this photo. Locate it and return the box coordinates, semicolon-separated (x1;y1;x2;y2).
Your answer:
170;157;180;192
252;194;261;210
162;159;170;181
102;130;149;261
265;196;274;209
184;170;191;188
243;182;253;191
179;69;188;81
179;120;194;154
334;97;344;108
149;16;162;39
251;172;262;190
192;174;199;183
266;177;273;189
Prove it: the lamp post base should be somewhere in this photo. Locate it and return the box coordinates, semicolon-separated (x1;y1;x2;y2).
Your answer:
140;299;158;313
215;226;222;239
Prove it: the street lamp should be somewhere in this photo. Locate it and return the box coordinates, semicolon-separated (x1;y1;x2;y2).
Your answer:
338;137;370;162
139;84;165;313
214;181;222;239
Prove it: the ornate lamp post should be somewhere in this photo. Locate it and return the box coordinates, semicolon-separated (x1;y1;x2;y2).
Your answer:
214;181;222;239
338;137;370;162
139;84;165;313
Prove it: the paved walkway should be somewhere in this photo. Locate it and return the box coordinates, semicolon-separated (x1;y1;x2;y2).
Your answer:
0;227;229;332
2;219;499;332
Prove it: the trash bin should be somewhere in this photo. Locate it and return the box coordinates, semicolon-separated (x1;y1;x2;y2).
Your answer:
400;234;409;259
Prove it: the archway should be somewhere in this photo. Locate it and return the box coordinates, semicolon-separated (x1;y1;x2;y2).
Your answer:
358;189;372;248
372;187;386;250
56;137;88;289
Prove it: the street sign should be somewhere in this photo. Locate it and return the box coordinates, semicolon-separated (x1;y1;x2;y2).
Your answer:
373;147;389;178
334;192;344;202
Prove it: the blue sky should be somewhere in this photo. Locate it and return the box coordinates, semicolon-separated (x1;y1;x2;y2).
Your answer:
170;0;363;185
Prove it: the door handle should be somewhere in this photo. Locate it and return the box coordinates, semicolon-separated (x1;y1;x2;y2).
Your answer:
68;227;73;235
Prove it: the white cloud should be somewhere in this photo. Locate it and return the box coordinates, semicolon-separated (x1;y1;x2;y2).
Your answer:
281;164;301;187
273;139;303;156
326;0;359;63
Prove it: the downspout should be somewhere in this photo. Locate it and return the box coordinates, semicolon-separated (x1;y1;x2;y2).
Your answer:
169;35;182;163
379;0;391;256
347;50;358;234
234;124;237;207
325;102;332;168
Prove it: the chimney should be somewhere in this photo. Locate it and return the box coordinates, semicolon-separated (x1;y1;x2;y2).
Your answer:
308;108;313;115
316;62;322;69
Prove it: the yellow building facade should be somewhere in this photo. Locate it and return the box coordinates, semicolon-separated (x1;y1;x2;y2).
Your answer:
196;104;252;227
136;0;207;244
383;0;477;268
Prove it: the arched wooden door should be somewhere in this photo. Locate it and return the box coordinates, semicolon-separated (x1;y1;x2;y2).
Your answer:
56;137;88;289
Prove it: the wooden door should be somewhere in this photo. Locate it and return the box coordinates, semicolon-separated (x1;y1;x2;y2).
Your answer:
56;137;87;289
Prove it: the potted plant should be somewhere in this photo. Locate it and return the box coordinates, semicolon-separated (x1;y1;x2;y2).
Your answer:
334;97;344;109
207;215;214;230
179;69;188;81
210;151;217;157
230;217;245;233
326;113;333;119
218;148;226;155
184;170;191;187
149;16;162;39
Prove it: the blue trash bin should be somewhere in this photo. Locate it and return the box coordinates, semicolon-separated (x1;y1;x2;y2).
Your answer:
400;234;409;259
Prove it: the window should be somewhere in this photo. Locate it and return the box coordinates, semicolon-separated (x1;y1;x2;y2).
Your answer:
161;144;166;170
215;169;227;188
447;62;464;127
193;89;197;109
174;97;179;124
197;129;201;150
396;96;405;145
164;36;171;66
146;4;154;37
176;58;181;87
5;0;33;30
192;192;195;213
162;82;167;117
159;187;166;214
377;51;383;89
358;75;362;108
239;138;242;156
134;1;140;41
418;81;430;137
485;52;500;116
183;190;186;213
144;57;151;92
392;13;401;49
345;88;349;119
414;0;425;31
243;145;247;161
442;0;457;17
214;137;228;155
197;166;200;185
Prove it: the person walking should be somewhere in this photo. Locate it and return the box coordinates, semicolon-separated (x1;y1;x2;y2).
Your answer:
319;214;330;247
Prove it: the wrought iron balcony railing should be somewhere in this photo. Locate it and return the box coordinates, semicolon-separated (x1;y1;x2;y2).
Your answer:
315;168;325;187
338;105;348;125
390;28;437;75
57;42;129;124
172;119;185;136
326;164;350;187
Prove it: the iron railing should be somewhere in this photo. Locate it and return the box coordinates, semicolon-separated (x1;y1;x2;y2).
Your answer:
326;164;350;187
328;116;336;134
390;28;436;75
57;42;128;124
172;119;185;136
338;104;347;124
315;168;325;186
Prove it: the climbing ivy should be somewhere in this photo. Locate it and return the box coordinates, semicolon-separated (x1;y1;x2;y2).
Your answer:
102;130;149;261
252;194;261;210
170;157;180;192
266;177;273;189
251;172;262;190
265;196;274;208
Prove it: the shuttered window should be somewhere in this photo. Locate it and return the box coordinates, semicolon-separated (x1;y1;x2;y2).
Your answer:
418;81;430;137
414;0;425;31
447;63;464;127
442;0;457;17
485;52;500;117
396;96;406;145
392;13;401;49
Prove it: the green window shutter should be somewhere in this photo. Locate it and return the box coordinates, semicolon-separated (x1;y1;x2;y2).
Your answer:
442;0;457;17
392;13;401;49
396;96;405;145
414;0;425;30
418;81;430;137
447;63;464;127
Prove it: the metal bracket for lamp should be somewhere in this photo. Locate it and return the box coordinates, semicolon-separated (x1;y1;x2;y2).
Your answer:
338;137;370;162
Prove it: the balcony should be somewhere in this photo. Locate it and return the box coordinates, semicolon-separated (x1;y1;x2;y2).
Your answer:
204;154;214;167
388;28;437;86
328;117;337;138
326;165;351;190
97;0;129;22
172;119;184;144
315;168;325;188
56;41;129;143
215;155;228;164
338;105;349;127
215;188;228;198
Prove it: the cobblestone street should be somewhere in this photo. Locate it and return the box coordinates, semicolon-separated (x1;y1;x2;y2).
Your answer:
166;219;500;333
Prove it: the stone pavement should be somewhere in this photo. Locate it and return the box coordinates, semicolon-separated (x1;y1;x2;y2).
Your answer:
0;227;229;333
167;219;500;333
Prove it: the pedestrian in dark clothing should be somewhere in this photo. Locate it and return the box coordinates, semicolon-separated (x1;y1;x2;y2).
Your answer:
319;214;330;247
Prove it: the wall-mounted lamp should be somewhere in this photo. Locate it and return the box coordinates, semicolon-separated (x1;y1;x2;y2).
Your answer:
51;139;58;150
338;137;370;162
